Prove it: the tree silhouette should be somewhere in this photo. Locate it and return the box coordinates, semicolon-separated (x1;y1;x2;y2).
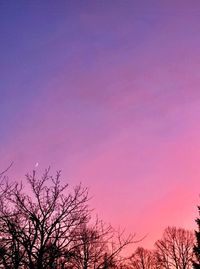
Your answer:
65;220;112;268
155;226;194;269
0;168;132;269
129;247;156;269
193;206;200;269
61;219;133;268
0;168;90;268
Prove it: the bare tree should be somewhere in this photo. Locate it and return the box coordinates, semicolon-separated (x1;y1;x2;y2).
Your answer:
128;247;156;269
155;226;194;269
0;168;133;269
0;168;89;269
64;219;133;269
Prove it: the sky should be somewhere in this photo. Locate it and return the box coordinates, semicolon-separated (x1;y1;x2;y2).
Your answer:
1;0;200;249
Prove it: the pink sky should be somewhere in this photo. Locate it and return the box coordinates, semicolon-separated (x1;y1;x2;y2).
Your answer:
1;1;200;250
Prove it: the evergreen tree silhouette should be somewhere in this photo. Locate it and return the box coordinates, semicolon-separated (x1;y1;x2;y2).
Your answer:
193;206;200;269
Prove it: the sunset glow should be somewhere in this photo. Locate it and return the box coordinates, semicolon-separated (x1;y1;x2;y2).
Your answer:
1;1;200;249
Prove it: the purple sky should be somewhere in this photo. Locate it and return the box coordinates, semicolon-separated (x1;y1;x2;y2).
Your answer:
1;1;200;248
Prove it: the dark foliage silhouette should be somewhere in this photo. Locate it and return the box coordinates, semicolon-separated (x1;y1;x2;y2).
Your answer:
193;206;200;269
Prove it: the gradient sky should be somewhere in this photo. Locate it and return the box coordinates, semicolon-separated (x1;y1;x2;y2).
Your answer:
1;1;200;249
